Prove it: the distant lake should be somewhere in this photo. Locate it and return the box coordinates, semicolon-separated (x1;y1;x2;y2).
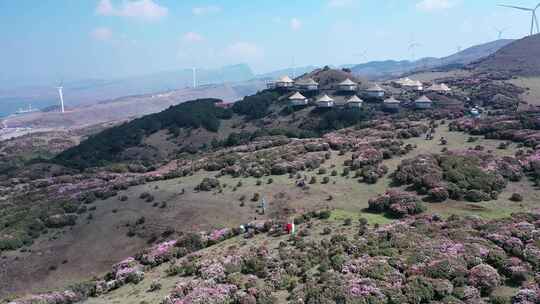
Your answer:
0;97;57;118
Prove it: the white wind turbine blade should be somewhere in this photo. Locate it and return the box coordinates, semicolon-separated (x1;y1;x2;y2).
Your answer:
499;4;533;11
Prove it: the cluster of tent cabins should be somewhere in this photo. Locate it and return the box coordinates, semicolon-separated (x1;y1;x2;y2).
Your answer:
269;75;453;110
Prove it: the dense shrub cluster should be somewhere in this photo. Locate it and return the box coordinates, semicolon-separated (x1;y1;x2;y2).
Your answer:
316;107;373;132
56;99;231;169
368;190;426;218
231;90;280;120
392;152;519;203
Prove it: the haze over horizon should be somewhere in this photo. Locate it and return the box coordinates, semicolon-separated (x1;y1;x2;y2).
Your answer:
0;0;538;88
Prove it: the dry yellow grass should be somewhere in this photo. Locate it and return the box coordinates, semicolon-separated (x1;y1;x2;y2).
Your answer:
509;77;540;105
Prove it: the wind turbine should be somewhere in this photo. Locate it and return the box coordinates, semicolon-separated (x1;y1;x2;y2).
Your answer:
192;67;197;88
499;3;540;36
353;50;368;63
408;42;422;62
494;27;509;39
56;82;65;113
291;56;297;79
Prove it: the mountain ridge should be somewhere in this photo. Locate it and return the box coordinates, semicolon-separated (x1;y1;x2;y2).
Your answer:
471;34;540;76
351;39;514;79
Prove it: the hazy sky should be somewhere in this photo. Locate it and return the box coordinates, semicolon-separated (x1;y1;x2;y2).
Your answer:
0;0;538;87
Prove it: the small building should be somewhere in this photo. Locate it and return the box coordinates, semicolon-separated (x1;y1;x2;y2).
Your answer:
427;83;451;94
316;94;335;108
407;80;423;91
289;92;308;106
346;95;364;108
295;78;319;91
470;107;481;118
338;78;358;92
415;95;433;109
383;97;401;110
364;84;385;98
395;78;423;91
275;76;294;88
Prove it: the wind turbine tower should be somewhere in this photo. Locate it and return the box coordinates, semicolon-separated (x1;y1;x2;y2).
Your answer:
56;84;65;113
292;56;297;79
495;27;509;39
192;67;197;88
408;42;422;62
499;3;539;36
353;50;368;63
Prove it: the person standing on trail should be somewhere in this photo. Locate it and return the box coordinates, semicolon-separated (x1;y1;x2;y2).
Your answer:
285;220;295;235
260;198;266;215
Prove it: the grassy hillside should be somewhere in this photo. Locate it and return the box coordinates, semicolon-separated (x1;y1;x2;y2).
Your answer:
54;85;376;169
9;210;540;304
54;99;231;169
472;34;540;76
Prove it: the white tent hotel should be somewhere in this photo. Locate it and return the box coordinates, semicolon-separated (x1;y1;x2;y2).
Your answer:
289;92;308;106
338;78;358;92
383;97;401;110
275;75;294;88
316;94;335;108
364;84;385;98
395;77;423;91
295;78;319;91
346;95;364;108
415;95;433;109
427;83;451;93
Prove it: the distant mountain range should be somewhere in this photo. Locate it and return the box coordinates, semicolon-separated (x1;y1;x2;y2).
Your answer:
0;64;256;118
256;66;320;80
0;39;519;118
471;34;540;76
350;39;514;79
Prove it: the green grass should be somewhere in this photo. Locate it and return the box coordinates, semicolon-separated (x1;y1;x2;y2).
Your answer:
329;209;393;225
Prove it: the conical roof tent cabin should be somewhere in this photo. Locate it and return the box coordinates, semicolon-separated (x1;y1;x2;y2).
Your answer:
338;78;358;92
289;92;308;106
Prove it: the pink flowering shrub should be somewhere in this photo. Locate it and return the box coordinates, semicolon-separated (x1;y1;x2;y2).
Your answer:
140;240;177;266
8;291;80;304
163;279;238;304
208;228;232;243
468;264;501;295
513;288;539;304
346;277;386;300
198;260;226;282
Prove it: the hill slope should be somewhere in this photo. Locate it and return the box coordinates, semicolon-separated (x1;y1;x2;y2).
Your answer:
351;39;513;79
8;212;540;304
472;34;540;76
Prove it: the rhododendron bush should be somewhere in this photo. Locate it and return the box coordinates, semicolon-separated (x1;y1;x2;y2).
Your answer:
8;212;540;304
391;151;522;203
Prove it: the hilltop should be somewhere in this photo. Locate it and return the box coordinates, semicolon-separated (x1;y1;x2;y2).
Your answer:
472;34;540;76
53;68;380;169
